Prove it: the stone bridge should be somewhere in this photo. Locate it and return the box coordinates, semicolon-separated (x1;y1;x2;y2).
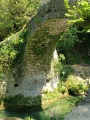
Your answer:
6;0;77;97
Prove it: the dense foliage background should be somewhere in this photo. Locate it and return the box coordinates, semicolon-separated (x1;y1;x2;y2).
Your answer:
0;0;43;41
57;0;90;64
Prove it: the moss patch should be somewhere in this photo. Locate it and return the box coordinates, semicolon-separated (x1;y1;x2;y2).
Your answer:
0;28;29;81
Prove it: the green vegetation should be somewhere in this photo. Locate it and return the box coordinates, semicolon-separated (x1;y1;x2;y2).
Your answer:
64;0;90;28
59;66;89;96
58;82;68;94
0;29;29;82
42;96;82;120
57;0;90;65
42;88;60;101
0;0;90;119
3;94;41;106
0;0;43;41
65;75;88;95
57;27;79;52
82;54;90;64
53;54;65;74
0;95;83;120
57;26;90;65
3;94;31;105
28;96;82;120
25;117;35;120
31;26;61;60
60;65;74;82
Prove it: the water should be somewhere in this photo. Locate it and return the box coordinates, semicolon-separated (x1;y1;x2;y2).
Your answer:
0;96;78;120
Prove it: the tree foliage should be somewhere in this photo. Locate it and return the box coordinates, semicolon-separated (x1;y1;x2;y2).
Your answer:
57;27;79;52
64;0;90;32
0;0;42;41
57;0;90;65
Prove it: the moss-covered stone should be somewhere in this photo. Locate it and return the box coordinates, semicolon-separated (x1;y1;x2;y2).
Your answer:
0;0;78;98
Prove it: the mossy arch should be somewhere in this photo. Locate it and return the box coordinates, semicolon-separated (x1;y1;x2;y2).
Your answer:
6;0;77;97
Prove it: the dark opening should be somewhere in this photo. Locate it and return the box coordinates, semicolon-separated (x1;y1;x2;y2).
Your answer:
41;44;44;47
46;78;50;83
14;83;18;87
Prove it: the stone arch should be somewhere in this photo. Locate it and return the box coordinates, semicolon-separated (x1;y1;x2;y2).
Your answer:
6;0;77;97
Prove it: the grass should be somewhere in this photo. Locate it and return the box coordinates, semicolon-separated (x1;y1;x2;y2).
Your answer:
0;95;83;120
45;95;82;120
26;95;83;120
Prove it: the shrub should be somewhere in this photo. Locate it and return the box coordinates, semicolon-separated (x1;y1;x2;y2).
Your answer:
4;94;31;105
60;65;73;82
53;54;65;74
64;0;90;28
25;116;35;120
65;75;88;96
57;27;79;52
58;82;68;94
42;88;60;101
